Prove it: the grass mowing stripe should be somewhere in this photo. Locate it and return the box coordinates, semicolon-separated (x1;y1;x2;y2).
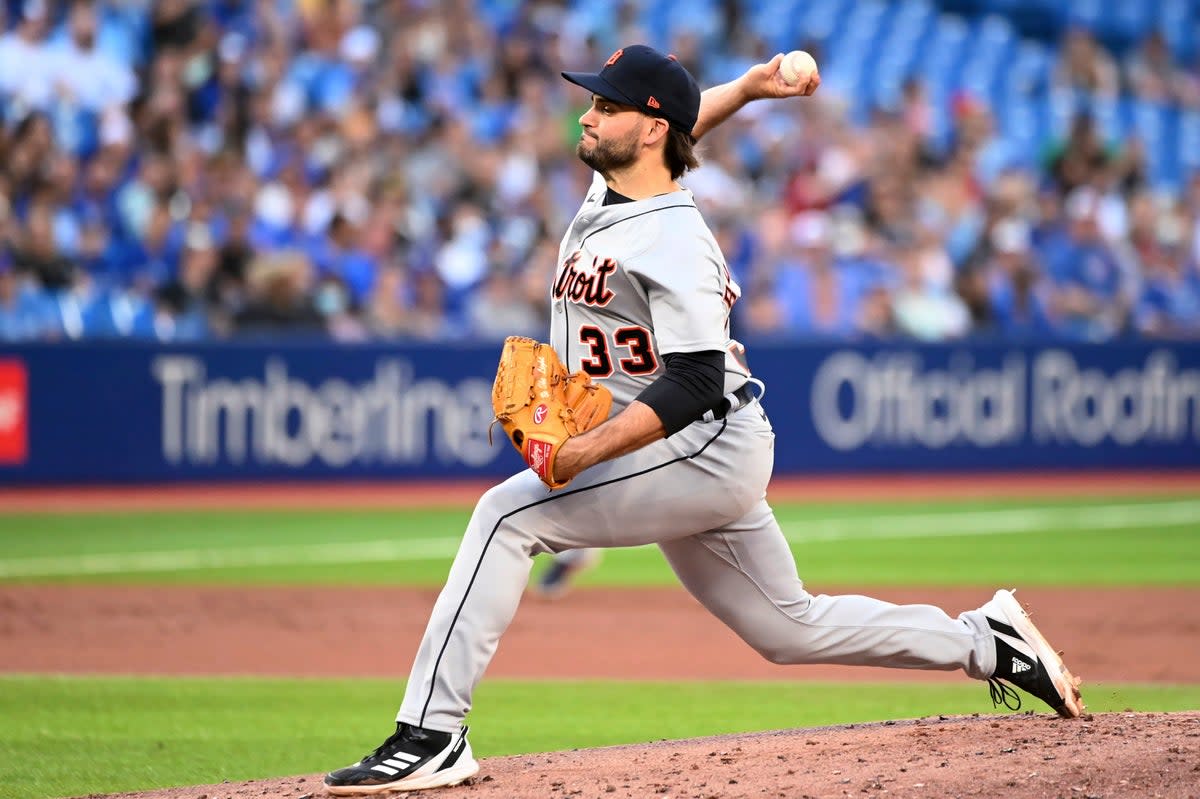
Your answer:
782;498;1200;543
0;537;461;578
2;498;1198;579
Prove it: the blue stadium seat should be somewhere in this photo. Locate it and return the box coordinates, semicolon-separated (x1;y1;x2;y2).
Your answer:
1087;95;1126;145
1158;0;1197;60
879;0;935;73
1106;1;1157;53
1004;39;1052;97
937;0;989;15
1130;99;1168;142
916;13;972;86
840;0;889;48
1064;0;1102;30
1126;100;1177;190
1179;110;1200;173
656;0;721;44
959;52;1003;107
747;0;805;53
797;0;850;47
1154;108;1182;192
1042;89;1082;144
998;92;1040;143
823;0;889;116
975;13;1018;58
954;15;1017;107
999;0;1067;43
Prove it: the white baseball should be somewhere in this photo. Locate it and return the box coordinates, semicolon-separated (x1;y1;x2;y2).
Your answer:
779;50;817;86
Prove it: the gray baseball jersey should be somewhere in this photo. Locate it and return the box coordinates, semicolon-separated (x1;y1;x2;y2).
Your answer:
396;175;999;733
550;172;748;407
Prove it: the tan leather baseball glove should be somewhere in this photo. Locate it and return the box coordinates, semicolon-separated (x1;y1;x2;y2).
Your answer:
490;336;612;489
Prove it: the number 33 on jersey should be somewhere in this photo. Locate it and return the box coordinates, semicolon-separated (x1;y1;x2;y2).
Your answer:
550;173;748;410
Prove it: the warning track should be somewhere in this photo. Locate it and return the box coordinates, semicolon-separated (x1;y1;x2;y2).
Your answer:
1;470;1197;513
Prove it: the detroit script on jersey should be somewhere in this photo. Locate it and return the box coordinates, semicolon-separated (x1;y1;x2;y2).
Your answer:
549;173;747;409
553;252;618;307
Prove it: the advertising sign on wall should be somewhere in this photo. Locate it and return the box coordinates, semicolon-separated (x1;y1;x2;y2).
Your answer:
1;340;1196;484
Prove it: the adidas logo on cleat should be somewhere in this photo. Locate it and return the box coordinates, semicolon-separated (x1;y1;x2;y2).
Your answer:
981;589;1085;717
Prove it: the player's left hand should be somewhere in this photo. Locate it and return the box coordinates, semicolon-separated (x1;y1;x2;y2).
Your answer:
491;337;612;489
741;53;821;100
548;437;586;484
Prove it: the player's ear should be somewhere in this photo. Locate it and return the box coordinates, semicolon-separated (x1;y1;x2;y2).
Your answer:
644;116;669;146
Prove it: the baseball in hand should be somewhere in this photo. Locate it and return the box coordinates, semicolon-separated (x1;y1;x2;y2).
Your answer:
779;50;818;86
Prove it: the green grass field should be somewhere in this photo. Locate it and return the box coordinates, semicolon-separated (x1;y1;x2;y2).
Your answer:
2;495;1198;586
2;676;1198;799
1;492;1198;799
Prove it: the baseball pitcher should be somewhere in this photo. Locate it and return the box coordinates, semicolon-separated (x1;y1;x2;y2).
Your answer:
325;45;1083;795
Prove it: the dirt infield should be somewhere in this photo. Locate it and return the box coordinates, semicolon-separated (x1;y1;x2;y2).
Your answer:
4;584;1199;683
6;584;1200;799
5;472;1195;799
91;713;1200;799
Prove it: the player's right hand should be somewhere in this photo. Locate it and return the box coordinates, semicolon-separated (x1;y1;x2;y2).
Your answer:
742;53;821;100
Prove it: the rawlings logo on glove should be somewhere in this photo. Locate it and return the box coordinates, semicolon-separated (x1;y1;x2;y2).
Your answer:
490;336;612;489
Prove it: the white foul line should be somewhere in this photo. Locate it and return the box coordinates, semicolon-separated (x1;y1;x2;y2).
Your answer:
0;499;1197;579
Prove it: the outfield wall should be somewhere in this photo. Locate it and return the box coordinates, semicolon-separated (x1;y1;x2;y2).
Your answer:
1;339;1198;484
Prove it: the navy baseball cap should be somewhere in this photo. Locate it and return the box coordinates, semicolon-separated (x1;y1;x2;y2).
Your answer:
562;45;701;135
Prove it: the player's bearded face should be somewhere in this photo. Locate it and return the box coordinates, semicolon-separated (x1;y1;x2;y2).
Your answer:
576;124;640;176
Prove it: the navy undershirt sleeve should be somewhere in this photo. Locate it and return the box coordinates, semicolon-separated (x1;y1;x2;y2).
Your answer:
635;350;726;436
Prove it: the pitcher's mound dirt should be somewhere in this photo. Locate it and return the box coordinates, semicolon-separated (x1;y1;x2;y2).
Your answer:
85;712;1199;799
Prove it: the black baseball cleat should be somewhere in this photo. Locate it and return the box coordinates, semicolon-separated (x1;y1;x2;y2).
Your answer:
324;722;479;795
979;589;1085;718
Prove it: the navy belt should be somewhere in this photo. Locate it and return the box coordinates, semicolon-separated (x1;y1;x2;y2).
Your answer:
701;382;758;423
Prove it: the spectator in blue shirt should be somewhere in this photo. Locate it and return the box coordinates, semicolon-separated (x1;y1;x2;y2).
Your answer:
985;218;1057;338
50;2;138;114
1137;258;1200;338
1135;214;1200;338
12;199;75;290
314;211;379;308
0;254;54;340
127;222;218;341
1042;187;1131;340
770;211;871;337
123;205;185;292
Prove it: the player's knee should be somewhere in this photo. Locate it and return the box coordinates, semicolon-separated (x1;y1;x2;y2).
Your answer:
468;487;544;553
466;488;516;539
755;644;797;665
745;627;810;665
475;481;512;513
472;481;530;526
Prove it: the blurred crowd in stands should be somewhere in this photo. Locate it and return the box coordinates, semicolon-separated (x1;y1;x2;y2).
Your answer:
2;0;1200;343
